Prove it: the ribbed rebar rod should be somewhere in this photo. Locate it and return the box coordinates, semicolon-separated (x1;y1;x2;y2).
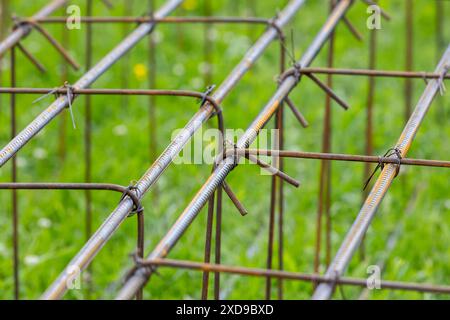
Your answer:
0;0;67;58
312;45;450;300
31;16;275;24
231;149;450;168
42;0;306;300
117;0;352;300
298;67;450;79
140;258;450;295
0;0;183;169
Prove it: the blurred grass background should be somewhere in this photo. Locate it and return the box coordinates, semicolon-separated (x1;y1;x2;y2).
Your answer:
0;0;448;300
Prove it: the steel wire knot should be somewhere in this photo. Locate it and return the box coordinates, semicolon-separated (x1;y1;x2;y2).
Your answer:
123;254;159;283
267;14;285;42
63;82;77;129
332;271;347;300
437;65;449;96
363;147;402;190
32;81;78;129
120;184;144;217
278;63;303;87
226;140;240;169
199;84;217;106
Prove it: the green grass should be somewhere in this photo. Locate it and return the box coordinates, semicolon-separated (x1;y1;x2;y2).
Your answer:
0;0;448;300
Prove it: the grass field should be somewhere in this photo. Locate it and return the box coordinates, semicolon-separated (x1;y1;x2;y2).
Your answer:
0;0;449;300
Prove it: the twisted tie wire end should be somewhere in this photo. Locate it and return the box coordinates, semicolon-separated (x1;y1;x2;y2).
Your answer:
363;147;402;190
438;65;449;96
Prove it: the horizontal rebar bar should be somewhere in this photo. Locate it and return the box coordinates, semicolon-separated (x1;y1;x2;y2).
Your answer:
299;67;450;79
42;0;306;300
233;149;450;169
0;183;141;212
0;0;183;169
116;0;353;300
312;45;450;300
29;16;273;25
0;0;67;58
141;258;450;295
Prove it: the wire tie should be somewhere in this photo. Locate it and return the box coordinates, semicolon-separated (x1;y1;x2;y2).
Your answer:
120;183;144;217
63;82;77;129
333;271;347;300
438;65;449;96
199;84;216;107
421;72;429;85
363;147;402;190
32;87;59;104
132;254;160;277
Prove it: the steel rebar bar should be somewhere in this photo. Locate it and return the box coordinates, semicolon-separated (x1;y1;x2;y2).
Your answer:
140;258;450;295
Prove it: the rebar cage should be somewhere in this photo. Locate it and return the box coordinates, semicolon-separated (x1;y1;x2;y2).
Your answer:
0;0;448;300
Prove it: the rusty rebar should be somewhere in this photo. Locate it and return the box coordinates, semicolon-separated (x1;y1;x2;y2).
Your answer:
139;258;450;295
405;0;414;122
10;45;19;300
232;149;450;169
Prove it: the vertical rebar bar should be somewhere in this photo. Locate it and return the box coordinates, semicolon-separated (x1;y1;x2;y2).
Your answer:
10;45;19;300
0;0;8;111
314;0;336;281
148;0;158;204
203;0;213;86
84;0;93;299
121;0;133;110
213;185;223;300
266;168;277;299
276;28;286;301
201;192;215;299
404;0;413;123
136;210;144;300
435;0;445;122
57;5;69;163
361;26;377;261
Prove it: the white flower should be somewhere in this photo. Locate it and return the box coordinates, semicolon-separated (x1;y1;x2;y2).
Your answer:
16;157;28;168
152;30;164;44
38;218;52;229
113;124;128;136
444;199;450;210
24;255;41;266
172;63;185;76
32;148;47;160
190;77;203;90
0;243;7;256
198;62;212;75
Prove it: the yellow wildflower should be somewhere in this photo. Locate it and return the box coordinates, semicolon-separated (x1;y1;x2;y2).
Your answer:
133;63;148;81
182;0;197;11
